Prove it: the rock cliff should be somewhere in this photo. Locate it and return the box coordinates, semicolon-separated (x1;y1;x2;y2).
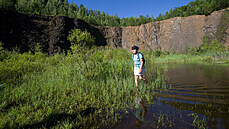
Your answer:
0;9;228;54
121;9;228;51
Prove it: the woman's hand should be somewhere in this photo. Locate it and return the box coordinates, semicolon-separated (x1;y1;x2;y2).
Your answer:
139;69;142;74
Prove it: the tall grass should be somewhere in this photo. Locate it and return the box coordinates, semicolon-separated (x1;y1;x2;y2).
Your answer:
153;52;229;65
2;44;226;128
0;48;167;128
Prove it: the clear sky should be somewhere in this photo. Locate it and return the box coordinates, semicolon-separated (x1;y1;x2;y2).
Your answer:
68;0;194;18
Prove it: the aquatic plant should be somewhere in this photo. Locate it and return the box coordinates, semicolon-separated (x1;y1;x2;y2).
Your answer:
190;113;208;129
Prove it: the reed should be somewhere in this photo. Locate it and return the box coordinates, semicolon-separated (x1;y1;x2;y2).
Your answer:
0;48;168;128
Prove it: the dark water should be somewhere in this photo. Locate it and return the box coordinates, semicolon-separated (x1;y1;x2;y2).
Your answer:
114;64;229;129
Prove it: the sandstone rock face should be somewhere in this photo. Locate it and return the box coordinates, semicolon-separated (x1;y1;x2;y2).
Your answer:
121;9;227;52
0;9;228;54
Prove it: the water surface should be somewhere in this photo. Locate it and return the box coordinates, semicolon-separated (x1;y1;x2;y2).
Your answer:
113;64;229;129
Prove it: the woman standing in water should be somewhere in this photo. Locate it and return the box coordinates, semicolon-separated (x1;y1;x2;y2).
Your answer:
132;46;146;87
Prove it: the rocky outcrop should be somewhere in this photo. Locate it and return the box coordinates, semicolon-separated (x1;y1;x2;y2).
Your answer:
122;9;228;52
0;9;228;54
0;11;108;55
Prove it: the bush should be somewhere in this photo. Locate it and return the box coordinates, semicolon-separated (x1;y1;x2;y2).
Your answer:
172;48;179;55
153;49;162;57
198;39;225;54
208;39;225;52
164;50;170;55
188;47;197;55
0;42;10;61
67;28;95;49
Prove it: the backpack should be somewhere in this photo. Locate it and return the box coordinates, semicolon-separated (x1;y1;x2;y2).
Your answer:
132;52;145;68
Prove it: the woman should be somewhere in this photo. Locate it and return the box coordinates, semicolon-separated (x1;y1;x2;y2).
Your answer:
132;46;146;87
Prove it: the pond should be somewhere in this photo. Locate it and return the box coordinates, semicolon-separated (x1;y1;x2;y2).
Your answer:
113;64;229;129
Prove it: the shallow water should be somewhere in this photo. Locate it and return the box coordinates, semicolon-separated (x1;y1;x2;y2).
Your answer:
113;64;229;129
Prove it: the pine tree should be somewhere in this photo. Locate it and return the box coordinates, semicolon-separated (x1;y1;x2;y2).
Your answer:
0;0;15;11
151;14;154;21
68;2;75;18
15;0;28;13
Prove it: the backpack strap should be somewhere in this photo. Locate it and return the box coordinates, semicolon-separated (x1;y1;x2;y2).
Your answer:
132;54;134;68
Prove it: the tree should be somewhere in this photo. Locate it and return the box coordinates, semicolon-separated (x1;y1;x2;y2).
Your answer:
155;13;162;21
29;0;45;14
0;0;15;11
139;14;145;25
68;28;95;49
67;28;96;72
7;0;229;27
68;2;75;18
151;14;154;21
15;0;28;13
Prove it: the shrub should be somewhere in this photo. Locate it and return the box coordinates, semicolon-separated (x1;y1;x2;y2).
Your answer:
153;49;162;57
67;28;95;49
172;48;179;55
0;42;10;61
164;50;170;55
198;39;225;54
67;28;97;78
188;47;197;55
208;39;225;52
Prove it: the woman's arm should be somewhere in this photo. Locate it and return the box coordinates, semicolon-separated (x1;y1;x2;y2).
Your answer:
139;58;144;73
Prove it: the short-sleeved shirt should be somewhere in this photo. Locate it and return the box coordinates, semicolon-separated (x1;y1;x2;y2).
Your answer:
133;53;144;68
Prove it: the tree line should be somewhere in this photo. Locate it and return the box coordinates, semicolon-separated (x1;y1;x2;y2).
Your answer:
0;0;229;27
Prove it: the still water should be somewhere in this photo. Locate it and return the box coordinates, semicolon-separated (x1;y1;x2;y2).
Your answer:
114;64;229;129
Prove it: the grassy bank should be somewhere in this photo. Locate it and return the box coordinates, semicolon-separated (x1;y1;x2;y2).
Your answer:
153;52;229;65
0;48;167;128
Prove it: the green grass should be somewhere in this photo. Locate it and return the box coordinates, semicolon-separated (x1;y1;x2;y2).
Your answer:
0;48;167;128
1;46;228;128
153;52;229;65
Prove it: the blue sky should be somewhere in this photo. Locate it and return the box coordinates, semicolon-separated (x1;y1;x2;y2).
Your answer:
69;0;194;18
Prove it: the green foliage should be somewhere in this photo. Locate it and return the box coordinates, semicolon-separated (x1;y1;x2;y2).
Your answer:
67;28;96;75
68;28;95;48
0;48;168;128
202;36;210;44
164;50;170;55
0;0;15;11
172;48;179;55
153;49;162;57
190;113;208;128
0;46;228;128
152;49;170;57
208;39;225;52
0;42;10;61
198;39;225;54
0;51;46;84
188;47;198;55
34;42;43;53
2;0;228;27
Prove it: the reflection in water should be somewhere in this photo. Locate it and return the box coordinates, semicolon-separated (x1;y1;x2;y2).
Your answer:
157;64;229;128
113;64;229;129
134;91;147;127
